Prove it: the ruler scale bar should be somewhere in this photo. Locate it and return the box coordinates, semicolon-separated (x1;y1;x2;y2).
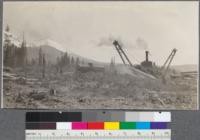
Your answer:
26;130;171;140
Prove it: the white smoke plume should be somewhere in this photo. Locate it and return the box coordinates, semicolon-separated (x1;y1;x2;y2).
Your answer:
135;37;149;51
97;35;133;49
96;36;149;51
97;35;117;47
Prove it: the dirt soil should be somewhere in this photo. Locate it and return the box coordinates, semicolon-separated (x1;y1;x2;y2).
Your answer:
3;65;198;110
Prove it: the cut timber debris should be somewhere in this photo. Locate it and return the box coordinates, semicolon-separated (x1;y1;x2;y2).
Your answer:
16;93;24;102
29;90;47;100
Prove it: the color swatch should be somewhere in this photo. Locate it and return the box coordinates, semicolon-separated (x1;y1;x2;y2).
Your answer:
87;122;104;129
26;122;168;130
120;122;136;129
136;122;150;129
72;122;87;130
104;122;120;130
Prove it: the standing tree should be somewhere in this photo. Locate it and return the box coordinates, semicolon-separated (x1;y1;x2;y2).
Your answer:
4;25;13;67
38;47;43;66
42;53;46;78
110;57;115;67
56;56;60;72
24;55;28;78
109;57;116;73
21;35;28;78
4;25;11;46
21;35;27;67
15;33;27;68
31;58;36;65
75;57;80;66
4;43;12;67
81;59;85;65
64;52;70;66
70;56;74;66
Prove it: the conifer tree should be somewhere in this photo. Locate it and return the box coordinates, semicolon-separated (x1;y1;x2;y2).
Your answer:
42;53;46;78
38;47;43;66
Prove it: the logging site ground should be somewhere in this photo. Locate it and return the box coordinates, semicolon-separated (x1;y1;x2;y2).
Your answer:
3;60;198;110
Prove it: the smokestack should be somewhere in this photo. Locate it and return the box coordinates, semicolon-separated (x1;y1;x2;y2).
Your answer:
145;51;149;62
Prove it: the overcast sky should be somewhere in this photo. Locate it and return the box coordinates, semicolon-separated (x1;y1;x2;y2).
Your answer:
3;1;199;65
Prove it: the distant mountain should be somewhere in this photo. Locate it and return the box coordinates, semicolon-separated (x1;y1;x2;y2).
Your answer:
172;64;198;72
27;45;64;64
36;39;66;52
36;39;104;65
3;31;105;65
27;39;104;65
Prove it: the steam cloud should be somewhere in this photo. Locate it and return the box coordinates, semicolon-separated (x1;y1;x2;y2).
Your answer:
97;36;149;51
97;35;133;49
135;37;148;50
97;36;117;47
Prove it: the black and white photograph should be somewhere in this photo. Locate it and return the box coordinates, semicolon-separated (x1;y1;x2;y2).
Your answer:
2;1;199;109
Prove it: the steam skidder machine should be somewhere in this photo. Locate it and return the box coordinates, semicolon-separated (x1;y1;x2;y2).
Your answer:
112;40;177;81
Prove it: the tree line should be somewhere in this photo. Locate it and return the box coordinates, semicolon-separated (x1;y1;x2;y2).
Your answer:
4;26;27;68
4;25;84;77
56;52;83;74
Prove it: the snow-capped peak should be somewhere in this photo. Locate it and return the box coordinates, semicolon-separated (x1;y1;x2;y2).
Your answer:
3;31;21;47
37;39;66;52
3;31;34;48
4;31;67;53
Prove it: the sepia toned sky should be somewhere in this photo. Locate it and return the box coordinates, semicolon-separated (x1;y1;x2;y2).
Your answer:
3;1;199;65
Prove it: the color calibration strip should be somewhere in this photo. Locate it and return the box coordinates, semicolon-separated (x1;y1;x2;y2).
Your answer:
26;112;171;122
26;122;168;130
26;112;171;140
